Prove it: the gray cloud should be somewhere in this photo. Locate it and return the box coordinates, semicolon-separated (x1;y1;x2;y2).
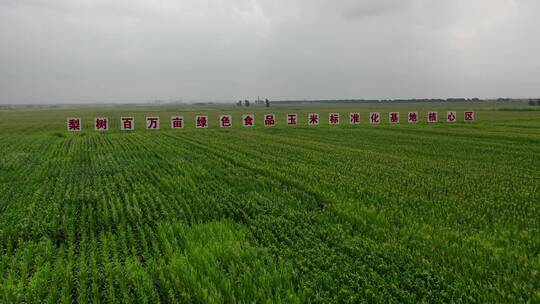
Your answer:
340;0;411;20
0;0;539;103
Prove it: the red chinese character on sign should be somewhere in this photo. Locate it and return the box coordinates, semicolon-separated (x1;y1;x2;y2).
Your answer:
308;113;319;126
447;111;457;123
408;112;418;123
196;115;208;128
121;117;134;130
464;111;475;122
389;112;399;124
146;117;160;129
264;114;275;126
171;116;184;129
287;114;297;126
428;112;438;123
220;115;232;128
329;113;340;125
243;114;254;127
370;112;380;124
95;117;108;131
67;118;81;131
349;113;360;125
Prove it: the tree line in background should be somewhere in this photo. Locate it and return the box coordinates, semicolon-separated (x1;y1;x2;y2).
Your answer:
528;99;540;106
237;98;271;107
274;98;488;104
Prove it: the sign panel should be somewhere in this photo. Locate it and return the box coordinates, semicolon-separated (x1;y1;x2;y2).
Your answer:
287;113;298;126
369;112;381;124
308;113;319;126
242;114;255;127
446;111;457;123
349;112;360;125
66;110;475;131
146;117;160;130
171;116;184;129
427;112;438;123
67;118;81;132
220;115;232;128
95;117;109;131
389;112;400;124
196;115;208;128
464;111;475;122
264;114;276;127
408;112;418;123
329;113;340;125
121;117;135;130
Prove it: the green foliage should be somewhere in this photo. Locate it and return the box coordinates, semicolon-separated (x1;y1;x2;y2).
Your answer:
0;102;539;303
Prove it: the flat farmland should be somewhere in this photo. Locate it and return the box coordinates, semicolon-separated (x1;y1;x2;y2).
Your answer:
0;102;539;303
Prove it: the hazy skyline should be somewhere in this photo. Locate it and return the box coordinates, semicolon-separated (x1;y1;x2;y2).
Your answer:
1;0;539;104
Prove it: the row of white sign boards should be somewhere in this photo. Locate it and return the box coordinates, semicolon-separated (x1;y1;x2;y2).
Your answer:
66;111;476;131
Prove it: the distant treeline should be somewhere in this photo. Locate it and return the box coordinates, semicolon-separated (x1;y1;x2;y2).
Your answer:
528;99;540;106
271;98;499;104
2;98;538;109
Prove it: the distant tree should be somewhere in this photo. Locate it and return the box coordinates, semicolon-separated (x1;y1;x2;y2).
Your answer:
244;100;250;107
265;98;270;108
237;100;242;107
529;99;536;106
536;99;540;106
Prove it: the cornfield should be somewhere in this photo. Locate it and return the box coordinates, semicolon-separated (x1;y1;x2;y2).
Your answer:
0;102;539;303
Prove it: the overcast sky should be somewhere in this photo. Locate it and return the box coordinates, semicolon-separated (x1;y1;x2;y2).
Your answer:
0;0;539;104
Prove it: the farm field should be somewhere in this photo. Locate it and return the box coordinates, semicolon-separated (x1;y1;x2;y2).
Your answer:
0;102;539;303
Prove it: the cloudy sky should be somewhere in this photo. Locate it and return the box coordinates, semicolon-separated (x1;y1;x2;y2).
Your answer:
0;0;539;103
